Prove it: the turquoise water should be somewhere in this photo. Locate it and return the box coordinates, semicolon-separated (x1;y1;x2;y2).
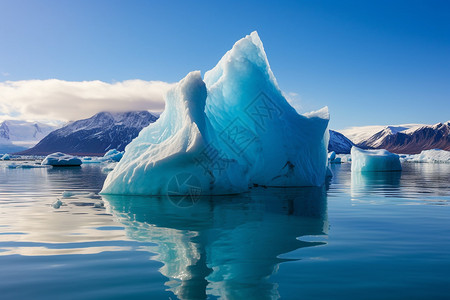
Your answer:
0;162;449;299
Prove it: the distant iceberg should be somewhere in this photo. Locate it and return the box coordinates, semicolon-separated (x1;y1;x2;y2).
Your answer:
102;149;124;162
328;151;342;164
101;32;329;195
82;149;124;164
1;154;11;160
401;149;450;163
351;146;401;172
41;152;82;167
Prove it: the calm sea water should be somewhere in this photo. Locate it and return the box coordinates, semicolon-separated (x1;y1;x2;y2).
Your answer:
0;161;449;300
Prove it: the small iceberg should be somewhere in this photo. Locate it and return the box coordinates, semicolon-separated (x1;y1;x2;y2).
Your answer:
81;149;124;164
351;146;401;172
328;151;342;164
102;149;124;162
1;154;11;160
41;152;82;167
52;198;63;209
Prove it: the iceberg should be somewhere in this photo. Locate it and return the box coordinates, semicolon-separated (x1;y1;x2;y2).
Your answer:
101;32;329;195
401;149;450;163
81;149;124;164
351;146;402;172
328;151;342;164
1;154;11;160
41;152;82;167
102;149;124;162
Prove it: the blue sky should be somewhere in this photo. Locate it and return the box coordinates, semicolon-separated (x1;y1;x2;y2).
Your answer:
0;0;449;129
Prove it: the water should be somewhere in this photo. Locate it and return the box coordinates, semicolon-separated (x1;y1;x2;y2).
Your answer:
0;162;449;299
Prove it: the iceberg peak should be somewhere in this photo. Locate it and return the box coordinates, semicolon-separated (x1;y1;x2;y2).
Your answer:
303;106;330;120
205;31;278;92
101;32;330;195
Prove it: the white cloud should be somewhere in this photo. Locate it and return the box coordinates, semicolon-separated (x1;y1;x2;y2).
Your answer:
0;79;174;123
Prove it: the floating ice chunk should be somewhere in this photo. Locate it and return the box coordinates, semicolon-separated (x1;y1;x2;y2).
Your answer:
93;201;104;208
41;152;82;166
328;151;341;164
81;156;101;164
19;163;41;168
3;161;48;169
101;32;329;196
102;149;124;162
351;146;402;172
402;149;450;163
328;151;336;161
81;150;123;164
1;154;11;160
331;157;341;164
52;198;63;209
62;191;76;198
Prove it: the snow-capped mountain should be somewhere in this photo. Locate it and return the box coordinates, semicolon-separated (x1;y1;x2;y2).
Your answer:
0;120;58;153
339;121;450;154
328;130;354;154
19;111;158;156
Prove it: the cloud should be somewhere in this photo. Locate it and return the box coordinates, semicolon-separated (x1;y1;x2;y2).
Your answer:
0;79;174;123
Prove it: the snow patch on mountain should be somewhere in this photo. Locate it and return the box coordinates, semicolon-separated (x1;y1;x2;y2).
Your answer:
0;120;58;153
328;130;354;154
339;124;425;145
338;122;449;154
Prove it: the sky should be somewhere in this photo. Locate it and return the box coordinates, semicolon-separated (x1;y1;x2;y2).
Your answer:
0;0;449;130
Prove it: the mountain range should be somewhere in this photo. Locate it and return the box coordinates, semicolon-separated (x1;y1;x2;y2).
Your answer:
5;111;447;156
328;130;354;154
0;120;58;154
339;121;450;154
19;111;158;156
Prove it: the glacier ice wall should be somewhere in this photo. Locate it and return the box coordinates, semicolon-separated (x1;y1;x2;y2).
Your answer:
101;32;329;195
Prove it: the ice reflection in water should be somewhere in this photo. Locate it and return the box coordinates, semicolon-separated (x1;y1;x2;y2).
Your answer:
348;163;450;205
104;186;328;300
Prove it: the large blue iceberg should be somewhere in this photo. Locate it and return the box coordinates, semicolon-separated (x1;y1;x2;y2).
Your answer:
101;32;329;195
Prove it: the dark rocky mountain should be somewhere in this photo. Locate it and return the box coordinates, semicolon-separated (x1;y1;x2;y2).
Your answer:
19;111;158;156
328;130;354;154
365;122;450;154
